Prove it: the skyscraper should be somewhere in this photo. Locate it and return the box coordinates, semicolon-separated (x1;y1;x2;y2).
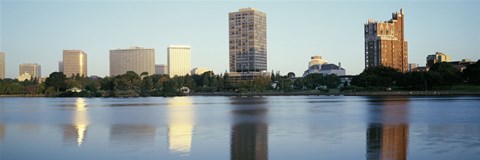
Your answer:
110;47;155;76
63;50;87;77
228;8;267;81
59;61;64;73
18;63;41;81
365;9;408;72
167;45;191;77
0;52;5;79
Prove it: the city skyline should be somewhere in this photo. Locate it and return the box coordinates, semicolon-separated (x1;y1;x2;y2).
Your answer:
1;1;479;78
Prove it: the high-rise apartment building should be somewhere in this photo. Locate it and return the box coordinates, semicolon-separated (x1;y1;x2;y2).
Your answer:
110;47;155;76
18;63;41;81
63;50;87;77
229;8;267;77
365;9;408;72
0;52;5;79
155;64;168;75
167;45;191;77
426;52;450;67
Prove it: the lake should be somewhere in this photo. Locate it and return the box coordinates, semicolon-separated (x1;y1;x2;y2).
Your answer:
1;96;479;159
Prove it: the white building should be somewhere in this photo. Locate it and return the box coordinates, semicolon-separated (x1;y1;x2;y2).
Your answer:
303;63;346;77
167;45;191;77
191;67;212;75
18;63;41;81
110;47;155;76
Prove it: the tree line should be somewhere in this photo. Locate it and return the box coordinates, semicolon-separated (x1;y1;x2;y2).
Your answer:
1;60;479;96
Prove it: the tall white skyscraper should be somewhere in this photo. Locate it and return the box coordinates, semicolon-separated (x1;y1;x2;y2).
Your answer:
110;47;155;76
167;45;191;77
63;50;87;77
0;52;5;79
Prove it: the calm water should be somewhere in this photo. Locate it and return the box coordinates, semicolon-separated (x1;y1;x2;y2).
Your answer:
1;96;479;159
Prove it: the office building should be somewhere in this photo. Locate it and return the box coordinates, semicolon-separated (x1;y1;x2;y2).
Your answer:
110;47;155;76
167;45;191;77
191;67;212;75
0;52;4;79
426;52;451;67
63;50;87;77
155;64;168;75
18;63;41;81
365;9;408;72
303;63;346;77
229;8;267;81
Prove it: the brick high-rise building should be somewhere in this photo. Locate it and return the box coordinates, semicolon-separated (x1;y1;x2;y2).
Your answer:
228;8;267;81
364;9;408;72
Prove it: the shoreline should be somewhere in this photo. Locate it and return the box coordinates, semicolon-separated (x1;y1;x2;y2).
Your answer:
3;91;479;97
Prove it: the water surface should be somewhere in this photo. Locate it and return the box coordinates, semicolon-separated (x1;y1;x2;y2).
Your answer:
1;96;479;159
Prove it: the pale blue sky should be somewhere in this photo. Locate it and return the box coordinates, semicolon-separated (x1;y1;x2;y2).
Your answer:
1;0;479;78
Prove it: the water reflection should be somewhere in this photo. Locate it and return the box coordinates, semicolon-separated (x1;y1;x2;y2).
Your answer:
167;97;194;156
109;125;156;147
63;98;89;146
230;97;268;160
0;124;4;141
367;97;409;160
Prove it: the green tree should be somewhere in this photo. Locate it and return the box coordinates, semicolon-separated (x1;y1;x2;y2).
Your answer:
45;72;67;92
464;60;480;84
429;62;461;87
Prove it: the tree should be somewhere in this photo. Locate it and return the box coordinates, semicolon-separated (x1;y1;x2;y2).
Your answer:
351;66;401;89
464;60;480;84
429;62;461;87
45;72;67;92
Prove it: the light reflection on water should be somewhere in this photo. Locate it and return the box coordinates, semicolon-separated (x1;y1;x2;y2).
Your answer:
0;96;479;159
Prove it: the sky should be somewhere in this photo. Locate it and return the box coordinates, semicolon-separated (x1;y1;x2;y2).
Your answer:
1;0;479;78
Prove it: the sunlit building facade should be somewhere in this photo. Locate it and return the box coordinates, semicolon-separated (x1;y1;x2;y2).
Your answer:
110;47;155;76
365;9;408;72
63;50;87;77
308;55;328;67
191;67;212;75
167;45;191;77
426;52;451;67
18;63;41;81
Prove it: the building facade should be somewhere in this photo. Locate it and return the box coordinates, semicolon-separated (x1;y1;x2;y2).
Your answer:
365;9;408;72
308;55;328;67
155;64;168;75
0;52;4;79
58;61;64;73
167;45;191;77
110;47;155;76
303;63;346;77
63;50;87;77
18;63;41;81
408;63;418;72
229;8;267;79
191;67;212;75
426;52;451;67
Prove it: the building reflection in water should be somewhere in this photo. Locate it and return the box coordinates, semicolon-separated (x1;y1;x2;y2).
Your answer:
0;124;4;141
63;98;89;146
109;124;156;147
230;97;268;160
167;96;194;156
367;97;410;160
